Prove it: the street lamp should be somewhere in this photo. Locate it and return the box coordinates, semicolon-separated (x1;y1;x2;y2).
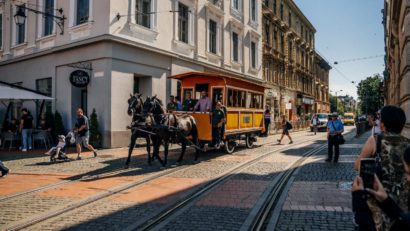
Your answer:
13;4;66;34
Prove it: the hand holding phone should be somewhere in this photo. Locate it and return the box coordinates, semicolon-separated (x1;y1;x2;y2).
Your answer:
360;158;376;189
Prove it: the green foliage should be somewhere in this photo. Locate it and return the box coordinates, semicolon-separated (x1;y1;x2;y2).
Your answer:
89;108;102;148
54;111;65;138
329;95;345;114
357;74;384;115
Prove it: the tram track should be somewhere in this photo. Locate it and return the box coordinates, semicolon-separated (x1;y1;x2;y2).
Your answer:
3;130;325;231
0;130;312;205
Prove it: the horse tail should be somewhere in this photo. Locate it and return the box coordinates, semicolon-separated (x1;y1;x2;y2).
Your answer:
189;117;199;146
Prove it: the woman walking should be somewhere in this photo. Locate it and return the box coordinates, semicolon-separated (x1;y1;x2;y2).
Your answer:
277;115;293;144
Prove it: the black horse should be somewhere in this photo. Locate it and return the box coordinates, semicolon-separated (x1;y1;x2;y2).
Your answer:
143;96;199;167
125;93;152;168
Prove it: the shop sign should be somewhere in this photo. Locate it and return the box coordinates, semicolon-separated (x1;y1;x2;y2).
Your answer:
70;70;90;88
285;103;292;110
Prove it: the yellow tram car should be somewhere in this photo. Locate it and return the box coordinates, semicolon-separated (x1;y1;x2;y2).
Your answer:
170;72;266;153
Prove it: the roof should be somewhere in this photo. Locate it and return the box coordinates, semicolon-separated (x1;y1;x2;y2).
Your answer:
169;72;266;86
0;82;53;100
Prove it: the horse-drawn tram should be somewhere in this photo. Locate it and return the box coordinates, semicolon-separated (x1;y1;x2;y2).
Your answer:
170;72;266;154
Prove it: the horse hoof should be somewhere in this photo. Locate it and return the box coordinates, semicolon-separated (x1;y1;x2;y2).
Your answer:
124;165;130;169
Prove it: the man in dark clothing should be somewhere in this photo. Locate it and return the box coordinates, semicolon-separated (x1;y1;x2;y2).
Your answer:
0;160;9;177
20;108;33;152
352;146;410;230
74;108;97;160
166;95;178;112
211;102;225;148
182;93;195;111
263;105;271;137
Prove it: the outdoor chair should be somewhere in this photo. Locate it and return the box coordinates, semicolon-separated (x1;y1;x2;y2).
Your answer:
1;132;20;151
33;130;50;149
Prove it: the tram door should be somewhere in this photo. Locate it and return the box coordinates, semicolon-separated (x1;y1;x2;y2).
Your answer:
212;88;223;108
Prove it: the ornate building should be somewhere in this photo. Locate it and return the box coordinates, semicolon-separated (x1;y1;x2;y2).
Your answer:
314;53;331;113
383;0;410;137
262;0;326;121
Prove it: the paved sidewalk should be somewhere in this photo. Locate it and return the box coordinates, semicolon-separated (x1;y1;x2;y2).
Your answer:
273;130;371;230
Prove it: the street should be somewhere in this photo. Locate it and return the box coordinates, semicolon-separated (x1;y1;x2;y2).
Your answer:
0;126;362;231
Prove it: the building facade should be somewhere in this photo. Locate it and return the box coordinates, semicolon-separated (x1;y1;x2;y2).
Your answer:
0;0;262;147
262;0;325;122
314;53;331;113
383;0;410;137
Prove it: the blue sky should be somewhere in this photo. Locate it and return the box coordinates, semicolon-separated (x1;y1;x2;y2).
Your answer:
294;0;385;99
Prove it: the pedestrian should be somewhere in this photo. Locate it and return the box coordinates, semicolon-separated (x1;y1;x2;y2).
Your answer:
74;108;97;160
0;160;9;177
351;146;410;230
326;112;344;163
311;114;319;135
263;105;271;137
166;95;177;112
194;91;211;112
370;110;382;136
211;102;225;148
175;96;182;111
19;108;33;152
354;105;410;230
277;115;293;144
182;92;195;111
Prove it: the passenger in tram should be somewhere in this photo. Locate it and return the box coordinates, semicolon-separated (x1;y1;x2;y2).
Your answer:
210;102;225;148
175;96;182;111
194;91;211;112
181;92;195;111
166;95;178;112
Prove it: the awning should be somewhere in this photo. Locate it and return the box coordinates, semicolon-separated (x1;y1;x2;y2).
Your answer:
0;84;53;100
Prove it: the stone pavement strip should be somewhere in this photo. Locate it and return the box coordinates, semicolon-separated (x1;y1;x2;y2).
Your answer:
273;130;371;231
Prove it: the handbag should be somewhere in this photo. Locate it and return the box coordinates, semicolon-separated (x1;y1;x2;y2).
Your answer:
330;121;345;145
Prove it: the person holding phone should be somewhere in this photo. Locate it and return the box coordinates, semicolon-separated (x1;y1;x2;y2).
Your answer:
354;106;410;230
352;146;410;230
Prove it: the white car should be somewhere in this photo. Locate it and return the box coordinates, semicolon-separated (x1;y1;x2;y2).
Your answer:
310;113;330;132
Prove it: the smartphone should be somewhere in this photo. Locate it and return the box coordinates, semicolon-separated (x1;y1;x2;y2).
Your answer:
360;158;376;189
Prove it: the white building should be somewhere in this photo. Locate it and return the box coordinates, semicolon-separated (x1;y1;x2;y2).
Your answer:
0;0;262;147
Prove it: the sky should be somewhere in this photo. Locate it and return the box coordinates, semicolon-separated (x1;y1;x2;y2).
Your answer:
294;0;385;99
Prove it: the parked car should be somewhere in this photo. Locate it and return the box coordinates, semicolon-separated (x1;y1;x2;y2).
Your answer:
310;113;330;132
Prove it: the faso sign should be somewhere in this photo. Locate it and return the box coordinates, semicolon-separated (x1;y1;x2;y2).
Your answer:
70;70;90;88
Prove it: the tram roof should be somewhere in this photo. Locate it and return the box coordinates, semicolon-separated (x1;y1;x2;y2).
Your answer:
169;72;267;89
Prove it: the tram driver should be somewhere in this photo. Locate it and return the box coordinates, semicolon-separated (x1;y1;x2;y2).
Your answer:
211;101;225;148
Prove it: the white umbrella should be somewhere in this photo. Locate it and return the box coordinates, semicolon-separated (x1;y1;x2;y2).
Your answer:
0;85;53;100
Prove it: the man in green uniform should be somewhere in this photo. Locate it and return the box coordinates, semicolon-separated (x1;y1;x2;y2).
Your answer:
182;92;195;111
166;95;177;112
211;102;225;148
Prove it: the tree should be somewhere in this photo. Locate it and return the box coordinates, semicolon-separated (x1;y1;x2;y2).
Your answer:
329;95;345;114
89;108;102;148
357;74;384;115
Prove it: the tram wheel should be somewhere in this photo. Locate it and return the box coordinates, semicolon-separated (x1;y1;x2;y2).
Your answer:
245;135;254;149
224;140;235;154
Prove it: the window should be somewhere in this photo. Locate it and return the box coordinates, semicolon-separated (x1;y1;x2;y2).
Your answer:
178;2;189;43
273;0;277;14
248;93;263;109
280;32;284;53
136;0;151;28
280;1;283;20
133;75;140;94
76;0;89;25
232;32;239;62
0;14;2;48
227;89;246;108
250;0;256;22
288;12;291;27
264;22;270;45
232;0;239;10
36;78;52;118
209;19;217;54
251;41;256;69
16;5;26;44
44;0;54;36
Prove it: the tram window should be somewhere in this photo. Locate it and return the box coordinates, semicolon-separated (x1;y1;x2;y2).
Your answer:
183;88;193;100
248;93;263;109
240;91;246;107
228;88;247;108
195;84;209;99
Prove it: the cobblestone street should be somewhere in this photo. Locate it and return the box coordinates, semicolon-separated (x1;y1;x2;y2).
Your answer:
0;126;368;230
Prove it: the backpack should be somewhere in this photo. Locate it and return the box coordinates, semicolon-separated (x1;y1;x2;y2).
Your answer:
286;121;293;130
